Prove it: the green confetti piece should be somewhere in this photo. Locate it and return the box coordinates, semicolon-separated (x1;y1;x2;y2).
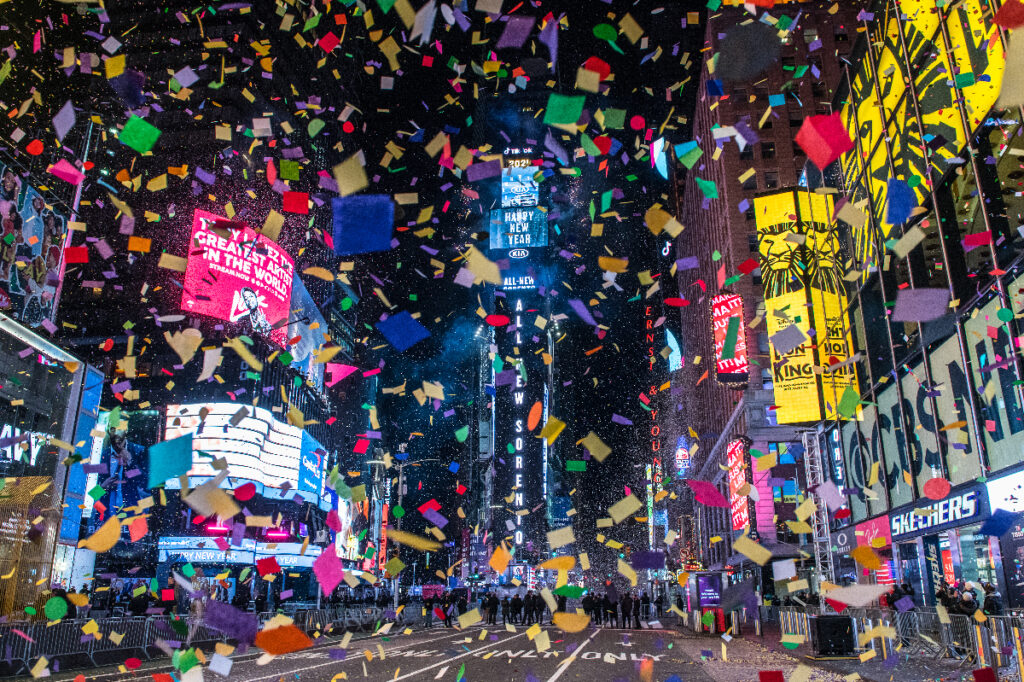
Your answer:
566;460;587;472
119;115;162;154
44;596;68;620
392;505;405;519
455;426;469;443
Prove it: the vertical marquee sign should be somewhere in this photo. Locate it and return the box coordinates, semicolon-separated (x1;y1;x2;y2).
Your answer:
489;148;549;560
726;440;750;532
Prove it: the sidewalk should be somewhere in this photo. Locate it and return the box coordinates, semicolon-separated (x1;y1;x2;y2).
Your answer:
745;622;987;682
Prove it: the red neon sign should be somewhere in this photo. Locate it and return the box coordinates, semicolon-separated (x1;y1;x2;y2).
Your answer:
726;440;750;531
711;293;748;384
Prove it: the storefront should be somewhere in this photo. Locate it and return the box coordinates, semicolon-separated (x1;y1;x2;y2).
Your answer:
888;482;993;605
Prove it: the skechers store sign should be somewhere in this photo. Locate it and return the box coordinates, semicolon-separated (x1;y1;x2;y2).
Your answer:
889;483;989;540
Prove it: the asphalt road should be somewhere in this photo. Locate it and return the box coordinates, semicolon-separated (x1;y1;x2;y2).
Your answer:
45;621;732;682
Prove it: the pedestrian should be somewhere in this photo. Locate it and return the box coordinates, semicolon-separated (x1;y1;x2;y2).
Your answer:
604;593;617;628
557;593;567;613
511;593;522;624
501;596;510;625
487;593;499;624
641;591;651;620
632;592;642;628
424;595;434;628
525;592;536;625
620;593;632;629
593;593;603;626
582;593;593;621
983;583;1003;615
957;591;979;617
654;593;664;618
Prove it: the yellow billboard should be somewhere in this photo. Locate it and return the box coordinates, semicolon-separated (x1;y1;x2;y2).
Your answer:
755;190;859;424
839;0;1004;277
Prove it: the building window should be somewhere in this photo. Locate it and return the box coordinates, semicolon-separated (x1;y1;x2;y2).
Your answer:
764;171;780;189
739;145;754;160
754;85;769;99
790;118;803;128
762;368;774;390
811;82;827;98
834;29;849;42
748;233;759;250
762;119;774;130
761;142;776;159
782;55;796;69
803;27;819;44
742;175;758;191
745;207;756;222
732;86;748;100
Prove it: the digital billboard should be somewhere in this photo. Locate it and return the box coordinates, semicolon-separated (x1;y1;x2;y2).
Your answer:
489;208;548;251
711;293;748;386
164;403;326;505
501;166;539;208
288;275;330;392
180;209;294;347
0;162;68;328
674;435;690;477
755;189;858;424
726;440;749;532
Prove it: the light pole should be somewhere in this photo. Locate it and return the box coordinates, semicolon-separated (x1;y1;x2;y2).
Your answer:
391;458;439;611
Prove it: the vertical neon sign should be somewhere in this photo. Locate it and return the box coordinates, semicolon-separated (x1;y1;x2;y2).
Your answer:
513;297;524;547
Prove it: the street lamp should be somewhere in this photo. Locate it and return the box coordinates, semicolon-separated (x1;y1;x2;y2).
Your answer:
388;457;440;611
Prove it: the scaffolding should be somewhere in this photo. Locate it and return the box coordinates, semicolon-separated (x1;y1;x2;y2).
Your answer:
801;430;835;586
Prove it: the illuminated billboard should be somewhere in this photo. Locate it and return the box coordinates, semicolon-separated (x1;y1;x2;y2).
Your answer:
674;435;690;477
838;0;1004;278
0;162;68;328
489;208;548;251
164;403;327;506
711;293;748;386
726;440;749;532
501;166;539;208
180;209;295;347
755;189;858;424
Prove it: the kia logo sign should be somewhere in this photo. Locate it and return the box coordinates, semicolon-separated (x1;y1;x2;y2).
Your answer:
509;249;529;259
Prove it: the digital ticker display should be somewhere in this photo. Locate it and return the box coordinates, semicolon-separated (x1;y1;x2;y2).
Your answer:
489;207;548;251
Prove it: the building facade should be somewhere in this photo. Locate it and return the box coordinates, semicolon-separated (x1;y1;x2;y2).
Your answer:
674;0;864;575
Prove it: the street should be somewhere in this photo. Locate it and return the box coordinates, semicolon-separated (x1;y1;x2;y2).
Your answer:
46;622;855;682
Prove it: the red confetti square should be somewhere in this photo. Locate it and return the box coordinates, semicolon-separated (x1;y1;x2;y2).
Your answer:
974;668;997;682
318;31;340;52
760;672;785;682
353;438;369;454
256;556;281;576
282;191;309;214
737;258;759;275
63;245;89;264
456;483;467;495
160;589;175;602
794;113;853;171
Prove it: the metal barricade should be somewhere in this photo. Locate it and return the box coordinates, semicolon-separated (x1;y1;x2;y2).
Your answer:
941;613;978;667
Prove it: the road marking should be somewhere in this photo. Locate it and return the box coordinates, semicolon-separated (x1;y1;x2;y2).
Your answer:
243;628;475;682
545;628;601;682
391;630;530;681
434;665;449;678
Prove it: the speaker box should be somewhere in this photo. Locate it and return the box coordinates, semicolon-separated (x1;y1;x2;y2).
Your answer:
812;615;854;656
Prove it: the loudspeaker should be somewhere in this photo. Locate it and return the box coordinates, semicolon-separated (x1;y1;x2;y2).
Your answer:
812;615;854;656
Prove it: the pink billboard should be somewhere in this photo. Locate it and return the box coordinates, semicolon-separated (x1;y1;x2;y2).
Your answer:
855;515;892;549
180;209;294;347
726;439;750;531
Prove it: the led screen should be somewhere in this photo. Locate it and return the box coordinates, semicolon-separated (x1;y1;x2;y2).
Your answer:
501;166;539;208
489;208;548;251
180;209;294;347
164;403;326;505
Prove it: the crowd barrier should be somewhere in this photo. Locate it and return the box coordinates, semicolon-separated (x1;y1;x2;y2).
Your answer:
762;605;1024;670
0;605;389;676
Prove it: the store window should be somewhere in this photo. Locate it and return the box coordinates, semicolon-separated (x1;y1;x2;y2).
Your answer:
952;526;1001;588
761;142;776;159
764;171;780;189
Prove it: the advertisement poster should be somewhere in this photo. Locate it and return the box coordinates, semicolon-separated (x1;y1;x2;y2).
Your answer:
711;293;748;385
855;515;892;549
288;275;330;391
180;209;294;347
754;189;857;424
0;163;68;327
